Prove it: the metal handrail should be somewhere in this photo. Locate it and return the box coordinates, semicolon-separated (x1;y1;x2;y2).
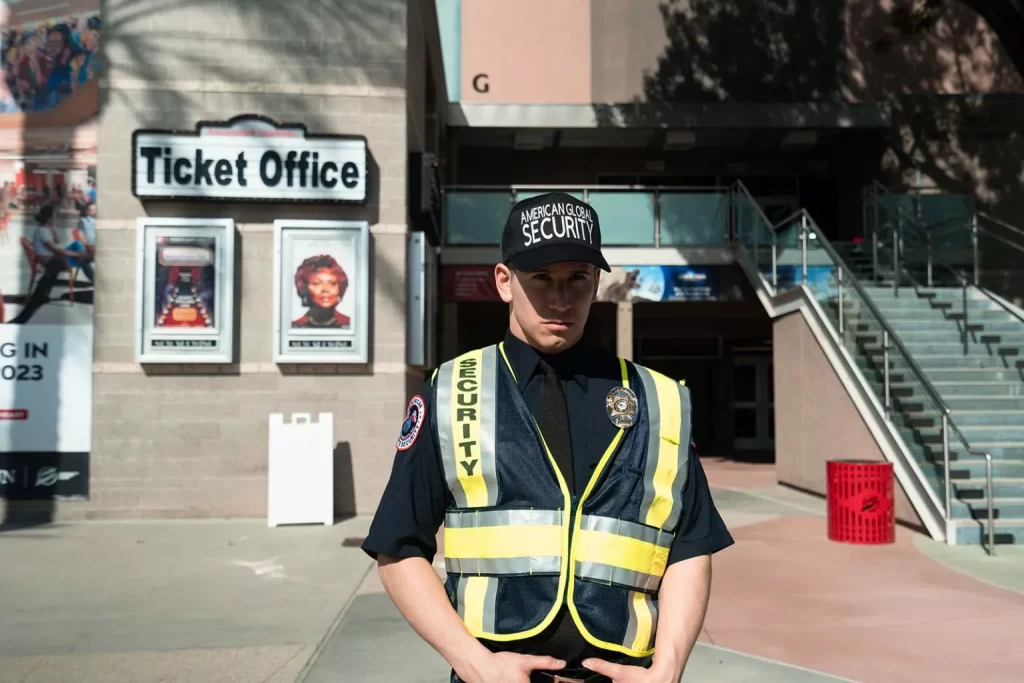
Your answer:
860;191;1002;554
741;185;1000;551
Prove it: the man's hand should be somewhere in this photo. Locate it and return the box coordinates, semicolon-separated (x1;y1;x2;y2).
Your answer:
457;651;565;683
582;658;679;683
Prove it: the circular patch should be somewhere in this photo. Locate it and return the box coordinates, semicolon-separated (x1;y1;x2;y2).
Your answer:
605;387;639;429
397;395;426;451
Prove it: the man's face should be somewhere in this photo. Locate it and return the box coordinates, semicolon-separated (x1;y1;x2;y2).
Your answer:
497;260;599;353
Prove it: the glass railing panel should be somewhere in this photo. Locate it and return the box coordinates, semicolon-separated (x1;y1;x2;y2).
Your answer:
804;227;841;307
771;214;806;295
659;192;729;246
588;191;656;246
731;193;775;283
444;191;512;245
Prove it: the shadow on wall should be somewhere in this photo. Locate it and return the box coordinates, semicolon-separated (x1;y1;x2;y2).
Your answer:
593;0;1024;220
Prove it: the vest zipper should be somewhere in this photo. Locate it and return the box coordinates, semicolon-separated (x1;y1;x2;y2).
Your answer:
565;493;578;599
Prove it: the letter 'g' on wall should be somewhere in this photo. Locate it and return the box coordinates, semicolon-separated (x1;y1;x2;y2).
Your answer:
459;0;592;103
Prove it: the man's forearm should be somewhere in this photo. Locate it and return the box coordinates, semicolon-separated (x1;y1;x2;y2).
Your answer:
649;554;712;680
377;555;491;675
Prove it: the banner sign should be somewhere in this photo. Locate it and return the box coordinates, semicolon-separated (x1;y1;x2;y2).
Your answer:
0;452;89;501
597;266;743;302
1;0;102;500
132;115;368;204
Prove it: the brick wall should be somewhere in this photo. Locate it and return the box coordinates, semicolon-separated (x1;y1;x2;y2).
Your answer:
44;0;423;520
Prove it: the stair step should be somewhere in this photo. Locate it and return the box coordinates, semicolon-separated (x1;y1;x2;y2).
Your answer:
951;498;1024;521
857;356;1024;370
853;320;1023;332
857;332;1024;345
906;397;1024;411
953;479;1024;498
896;410;1024;427
860;343;1023;357
918;459;1024;479
908;441;1024;459
886;382;1024;398
953;519;1024;545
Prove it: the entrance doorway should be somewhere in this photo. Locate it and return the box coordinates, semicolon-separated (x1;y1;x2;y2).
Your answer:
732;355;774;454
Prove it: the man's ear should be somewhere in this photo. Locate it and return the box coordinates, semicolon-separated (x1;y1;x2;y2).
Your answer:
495;263;514;304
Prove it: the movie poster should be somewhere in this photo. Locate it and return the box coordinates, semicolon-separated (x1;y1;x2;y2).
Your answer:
153;237;217;330
274;220;369;363
0;0;101;500
135;218;234;363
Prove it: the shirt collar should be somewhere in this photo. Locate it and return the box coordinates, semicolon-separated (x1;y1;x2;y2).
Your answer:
501;330;588;391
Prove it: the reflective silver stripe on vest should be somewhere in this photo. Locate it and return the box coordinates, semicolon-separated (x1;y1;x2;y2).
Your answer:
445;508;563;528
445;508;563;576
448;555;562;576
623;590;659;651
574;560;663;592
436;346;500;508
575;514;673;592
635;365;692;531
455;576;499;633
578;514;674;548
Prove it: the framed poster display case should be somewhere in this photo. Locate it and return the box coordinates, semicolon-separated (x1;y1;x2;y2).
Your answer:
135;217;235;364
273;220;370;364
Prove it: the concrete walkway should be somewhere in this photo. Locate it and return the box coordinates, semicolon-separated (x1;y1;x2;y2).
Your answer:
0;517;376;683
3;458;1024;682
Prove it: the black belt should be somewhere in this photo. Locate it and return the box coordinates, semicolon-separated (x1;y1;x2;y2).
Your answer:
532;670;610;683
451;669;610;683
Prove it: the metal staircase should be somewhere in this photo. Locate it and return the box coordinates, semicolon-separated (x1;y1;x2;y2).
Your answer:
729;179;1024;551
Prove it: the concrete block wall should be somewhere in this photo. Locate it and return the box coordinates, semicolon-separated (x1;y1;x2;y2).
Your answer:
63;0;422;519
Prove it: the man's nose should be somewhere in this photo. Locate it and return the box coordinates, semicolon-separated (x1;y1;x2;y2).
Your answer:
548;282;572;311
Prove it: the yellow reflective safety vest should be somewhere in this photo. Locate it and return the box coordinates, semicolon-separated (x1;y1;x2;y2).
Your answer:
432;342;692;658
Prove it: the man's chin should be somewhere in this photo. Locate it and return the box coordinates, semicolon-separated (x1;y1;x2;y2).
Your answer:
532;329;578;353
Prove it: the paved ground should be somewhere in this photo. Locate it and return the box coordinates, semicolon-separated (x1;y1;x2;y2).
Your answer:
2;457;1024;683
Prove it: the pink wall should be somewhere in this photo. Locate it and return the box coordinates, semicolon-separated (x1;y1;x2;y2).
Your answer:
459;0;592;104
773;311;925;531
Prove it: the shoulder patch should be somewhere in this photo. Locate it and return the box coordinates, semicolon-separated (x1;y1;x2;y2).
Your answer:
396;395;426;452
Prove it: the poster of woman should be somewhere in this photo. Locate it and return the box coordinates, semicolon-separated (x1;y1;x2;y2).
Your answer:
273;220;369;364
291;254;351;329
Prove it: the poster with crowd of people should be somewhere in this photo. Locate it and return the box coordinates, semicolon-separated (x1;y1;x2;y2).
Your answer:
0;0;101;500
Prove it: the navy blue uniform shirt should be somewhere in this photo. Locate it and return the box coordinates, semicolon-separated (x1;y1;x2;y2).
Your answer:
362;330;734;665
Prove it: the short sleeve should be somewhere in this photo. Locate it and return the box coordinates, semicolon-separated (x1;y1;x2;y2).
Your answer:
666;447;735;565
361;379;450;564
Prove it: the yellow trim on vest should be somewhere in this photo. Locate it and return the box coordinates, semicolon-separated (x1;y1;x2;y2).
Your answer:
566;360;681;658
431;368;439;384
574;529;669;578
452;348;489;507
462;576;489;635
629;591;654;653
445;524;562;561
454;343;573;642
646;370;683;529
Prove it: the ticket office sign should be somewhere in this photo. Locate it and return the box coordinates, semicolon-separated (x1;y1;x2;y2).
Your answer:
131;115;367;204
135;218;236;363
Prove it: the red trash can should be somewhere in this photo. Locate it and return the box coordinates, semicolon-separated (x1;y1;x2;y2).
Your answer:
826;460;895;545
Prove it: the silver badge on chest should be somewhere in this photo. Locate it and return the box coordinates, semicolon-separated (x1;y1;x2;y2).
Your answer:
605;387;639;428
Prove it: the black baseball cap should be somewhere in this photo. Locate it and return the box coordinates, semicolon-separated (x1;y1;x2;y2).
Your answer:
501;192;611;272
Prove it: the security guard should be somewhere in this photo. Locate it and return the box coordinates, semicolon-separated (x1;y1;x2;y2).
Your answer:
363;192;734;683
